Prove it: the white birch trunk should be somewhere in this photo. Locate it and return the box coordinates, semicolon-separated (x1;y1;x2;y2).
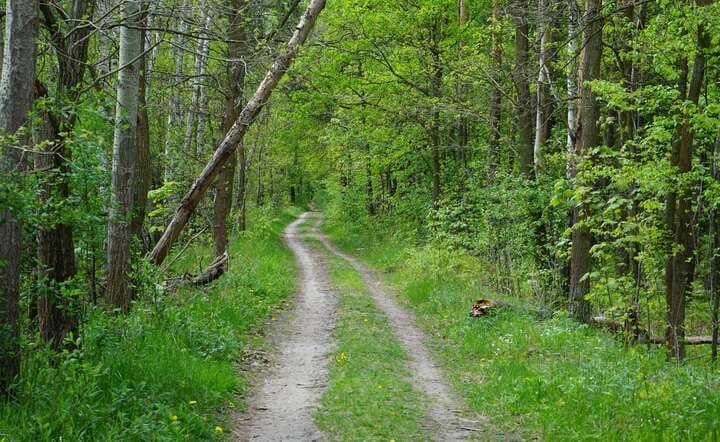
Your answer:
105;0;143;310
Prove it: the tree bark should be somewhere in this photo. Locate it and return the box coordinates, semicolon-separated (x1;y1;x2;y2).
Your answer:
35;0;94;351
711;135;720;361
429;18;443;205
533;0;553;172
0;0;38;395
164;0;189;182
184;5;211;156
131;1;152;244
150;0;327;266
566;0;580;180
512;0;534;179
105;0;143;311
569;0;603;323
665;0;711;359
213;0;249;257
488;0;502;181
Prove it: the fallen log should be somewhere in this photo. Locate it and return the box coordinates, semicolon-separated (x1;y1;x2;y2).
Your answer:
592;316;715;346
648;335;714;346
190;252;228;285
163;252;228;291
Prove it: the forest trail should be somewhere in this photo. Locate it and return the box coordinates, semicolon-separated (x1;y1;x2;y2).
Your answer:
235;211;481;440
234;213;337;441
310;214;482;441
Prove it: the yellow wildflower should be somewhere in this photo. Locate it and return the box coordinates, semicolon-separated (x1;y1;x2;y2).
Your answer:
215;426;224;434
189;400;197;405
170;415;178;422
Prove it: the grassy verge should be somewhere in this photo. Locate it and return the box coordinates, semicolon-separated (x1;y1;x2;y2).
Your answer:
0;207;301;441
322;219;720;441
308;238;429;441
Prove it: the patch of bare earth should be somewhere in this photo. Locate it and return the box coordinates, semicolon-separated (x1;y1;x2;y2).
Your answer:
233;213;336;441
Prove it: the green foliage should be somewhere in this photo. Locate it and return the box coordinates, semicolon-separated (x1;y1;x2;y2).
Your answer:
324;218;720;440
313;241;428;441
0;209;298;441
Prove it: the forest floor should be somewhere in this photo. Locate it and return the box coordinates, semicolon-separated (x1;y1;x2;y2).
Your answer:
234;211;487;441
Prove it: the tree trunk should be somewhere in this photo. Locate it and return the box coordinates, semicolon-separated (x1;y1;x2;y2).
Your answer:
711;135;720;361
213;0;248;257
164;0;188;182
35;0;94;351
132;1;152;245
185;6;211;156
429;18;443;205
105;0;143;312
533;0;553;172
665;0;711;359
455;0;469;166
569;0;603;323
0;0;38;395
150;0;327;266
488;0;502;181
566;0;580;180
512;0;534;179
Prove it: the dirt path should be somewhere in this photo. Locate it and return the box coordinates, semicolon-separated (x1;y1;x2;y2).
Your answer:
311;215;481;441
235;212;480;441
233;213;336;441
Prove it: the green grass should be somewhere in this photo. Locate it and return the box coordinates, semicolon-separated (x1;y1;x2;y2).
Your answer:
309;238;429;441
0;207;301;441
322;218;720;441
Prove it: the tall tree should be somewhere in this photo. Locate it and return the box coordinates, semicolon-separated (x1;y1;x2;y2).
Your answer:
488;0;502;180
213;0;248;257
131;1;152;243
569;0;603;323
512;0;534;179
35;0;95;351
106;0;143;311
0;0;38;395
665;0;712;359
533;0;554;172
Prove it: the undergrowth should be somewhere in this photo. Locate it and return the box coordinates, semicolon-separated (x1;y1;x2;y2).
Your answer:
322;217;720;441
0;207;300;441
310;238;428;441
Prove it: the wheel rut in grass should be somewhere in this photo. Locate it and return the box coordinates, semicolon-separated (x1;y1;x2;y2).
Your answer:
234;212;336;441
311;214;481;441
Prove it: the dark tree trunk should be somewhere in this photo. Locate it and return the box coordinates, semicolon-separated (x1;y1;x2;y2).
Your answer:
429;19;443;206
665;0;710;359
0;0;38;395
35;0;94;350
132;2;152;246
488;0;502;181
512;0;534;179
712;138;720;361
569;0;603;323
213;0;249;257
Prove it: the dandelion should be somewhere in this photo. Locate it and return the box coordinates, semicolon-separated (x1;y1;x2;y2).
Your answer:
215;426;224;434
189;400;197;405
170;415;178;422
363;318;368;323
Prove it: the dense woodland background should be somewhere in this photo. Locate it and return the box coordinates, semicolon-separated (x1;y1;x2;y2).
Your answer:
1;0;720;438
